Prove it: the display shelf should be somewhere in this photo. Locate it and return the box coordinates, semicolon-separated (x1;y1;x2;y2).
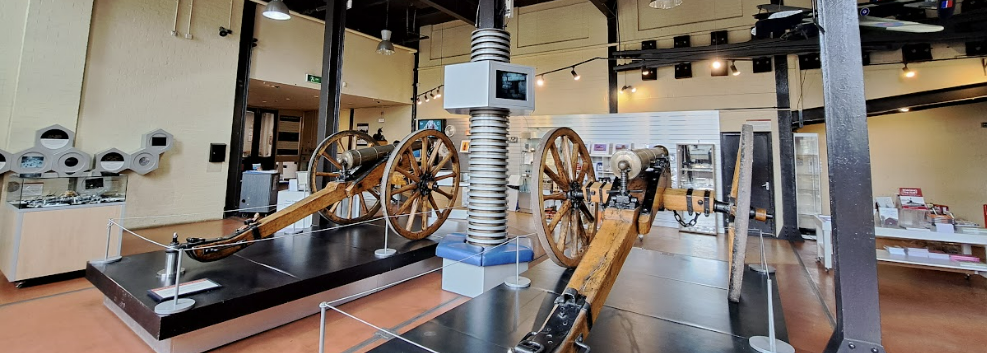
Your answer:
876;249;987;276
794;133;822;229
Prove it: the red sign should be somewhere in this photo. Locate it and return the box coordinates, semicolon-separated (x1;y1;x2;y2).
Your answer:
899;188;923;197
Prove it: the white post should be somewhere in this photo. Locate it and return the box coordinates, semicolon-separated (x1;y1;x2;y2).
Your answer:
504;236;530;289
319;303;328;353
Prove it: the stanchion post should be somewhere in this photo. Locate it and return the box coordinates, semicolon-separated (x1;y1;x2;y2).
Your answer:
749;233;795;353
319;302;328;353
90;219;122;265
154;248;195;315
375;218;397;258
504;236;531;289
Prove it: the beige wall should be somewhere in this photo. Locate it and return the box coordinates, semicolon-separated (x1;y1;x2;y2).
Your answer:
0;0;94;151
352;106;414;144
798;102;987;223
250;6;416;105
76;0;243;226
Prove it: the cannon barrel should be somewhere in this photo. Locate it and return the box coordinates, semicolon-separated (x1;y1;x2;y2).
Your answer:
341;144;396;169
609;146;669;179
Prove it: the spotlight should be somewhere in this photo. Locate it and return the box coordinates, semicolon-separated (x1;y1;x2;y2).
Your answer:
537;75;545;86
711;60;723;70
263;0;291;20
571;68;581;81
899;108;910;112
730;61;740;76
649;0;683;9
621;85;637;93
902;64;916;78
434;89;442;99
632;86;637;93
641;67;650;76
416;98;422;105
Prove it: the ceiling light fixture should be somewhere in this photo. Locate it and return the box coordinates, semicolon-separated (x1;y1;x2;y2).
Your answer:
621;85;637;93
902;63;916;78
641;67;650;76
711;60;723;70
434;88;442;99
416;97;422;105
730;61;740;76
376;0;395;55
537;75;545;86
263;0;291;21
649;0;684;9
899;107;910;112
571;68;581;81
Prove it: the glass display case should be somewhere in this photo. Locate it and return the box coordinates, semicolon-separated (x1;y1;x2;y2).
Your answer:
6;175;127;209
676;144;717;234
794;133;822;230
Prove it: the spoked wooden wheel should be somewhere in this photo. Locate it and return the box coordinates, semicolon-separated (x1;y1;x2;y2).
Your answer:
308;130;381;224
382;129;461;240
531;127;598;268
727;124;756;302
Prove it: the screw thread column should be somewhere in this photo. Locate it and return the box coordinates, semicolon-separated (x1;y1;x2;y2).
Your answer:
466;29;511;246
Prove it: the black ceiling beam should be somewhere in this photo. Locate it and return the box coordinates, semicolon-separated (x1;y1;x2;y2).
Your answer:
418;0;478;26
795;81;987;127
614;9;987;72
588;0;617;18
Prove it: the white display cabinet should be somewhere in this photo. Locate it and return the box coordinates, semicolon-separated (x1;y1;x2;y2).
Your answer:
676;144;718;235
794;133;823;229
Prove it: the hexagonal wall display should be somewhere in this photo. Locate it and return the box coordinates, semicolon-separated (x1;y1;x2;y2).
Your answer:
35;125;76;152
54;148;92;176
0;149;10;174
93;148;131;174
11;149;53;174
130;150;160;175
141;129;174;153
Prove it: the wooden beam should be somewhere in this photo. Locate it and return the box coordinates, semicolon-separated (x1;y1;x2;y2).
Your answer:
419;0;477;26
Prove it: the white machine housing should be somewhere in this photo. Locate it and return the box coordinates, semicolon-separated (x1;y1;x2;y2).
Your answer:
443;61;536;115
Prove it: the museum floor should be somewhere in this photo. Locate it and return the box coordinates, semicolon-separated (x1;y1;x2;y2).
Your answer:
1;213;984;353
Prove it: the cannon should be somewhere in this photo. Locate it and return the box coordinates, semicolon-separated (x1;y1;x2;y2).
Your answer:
185;129;462;262
514;126;769;353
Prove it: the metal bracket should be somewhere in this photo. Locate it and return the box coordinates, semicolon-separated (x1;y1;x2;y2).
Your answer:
514;288;591;353
826;337;885;353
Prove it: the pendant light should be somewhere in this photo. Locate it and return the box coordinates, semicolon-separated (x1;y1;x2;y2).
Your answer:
376;0;395;55
649;0;683;9
263;0;291;21
571;67;581;81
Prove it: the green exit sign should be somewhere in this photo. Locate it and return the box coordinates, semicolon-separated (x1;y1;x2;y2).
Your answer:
306;74;322;84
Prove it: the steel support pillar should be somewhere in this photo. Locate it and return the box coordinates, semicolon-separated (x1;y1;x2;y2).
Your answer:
817;2;886;352
225;1;258;213
775;55;801;241
315;0;348;228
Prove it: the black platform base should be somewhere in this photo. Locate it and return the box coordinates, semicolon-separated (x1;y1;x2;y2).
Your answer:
372;247;788;353
86;220;439;341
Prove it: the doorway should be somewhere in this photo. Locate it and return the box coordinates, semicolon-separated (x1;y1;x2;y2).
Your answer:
720;131;776;236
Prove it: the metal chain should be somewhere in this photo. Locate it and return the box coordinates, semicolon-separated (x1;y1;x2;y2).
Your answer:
673;211;700;227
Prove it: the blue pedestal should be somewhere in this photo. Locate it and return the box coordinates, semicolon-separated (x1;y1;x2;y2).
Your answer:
436;233;534;297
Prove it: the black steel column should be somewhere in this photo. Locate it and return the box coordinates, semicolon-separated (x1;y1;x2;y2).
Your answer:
476;0;505;29
225;1;258;213
315;0;348;227
775;55;800;241
817;1;886;352
411;52;420;132
607;10;618;113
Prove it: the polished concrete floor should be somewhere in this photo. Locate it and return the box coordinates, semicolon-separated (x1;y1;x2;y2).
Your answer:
0;212;985;352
